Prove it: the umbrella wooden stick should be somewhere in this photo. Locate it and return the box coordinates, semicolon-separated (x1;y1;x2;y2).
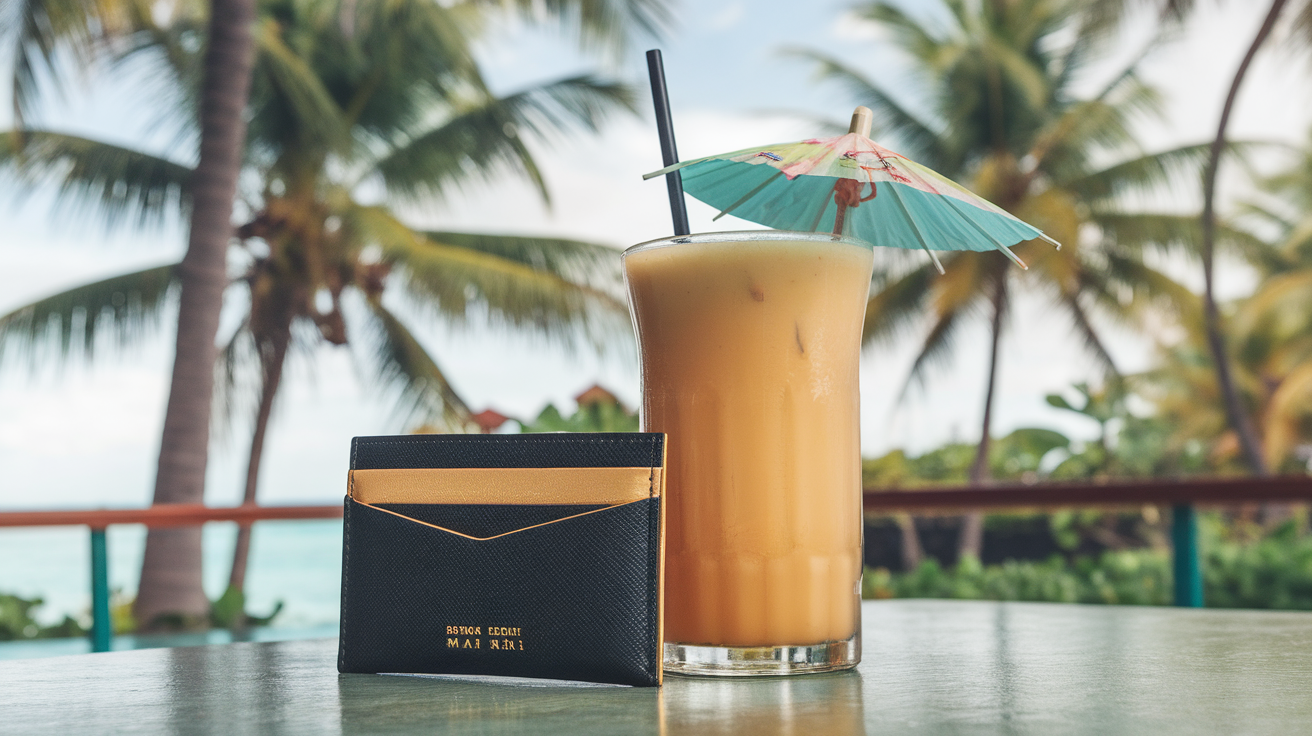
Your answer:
849;106;873;138
832;107;875;237
840;105;948;273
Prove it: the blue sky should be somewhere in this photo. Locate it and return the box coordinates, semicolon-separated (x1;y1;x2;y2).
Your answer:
2;0;1312;518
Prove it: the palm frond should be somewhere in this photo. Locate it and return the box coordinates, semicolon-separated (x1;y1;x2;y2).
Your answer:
0;129;191;229
357;296;471;429
1031;78;1160;174
213;317;259;440
783;49;943;163
861;263;936;348
858;1;951;60
1092;211;1200;254
506;75;635;138
1059;290;1118;377
349;206;626;344
251;15;350;153
0;262;176;366
1061;141;1257;203
980;34;1048;111
5;0;133;126
1262;360;1312;470
896;255;993;396
1238;270;1312;327
1094;251;1201;325
419;230;622;287
334;0;483;135
102;1;207;140
1094;210;1281;269
474;0;671;53
372;75;633;205
900;304;970;400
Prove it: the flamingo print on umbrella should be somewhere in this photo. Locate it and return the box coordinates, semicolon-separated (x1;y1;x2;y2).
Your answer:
644;107;1059;274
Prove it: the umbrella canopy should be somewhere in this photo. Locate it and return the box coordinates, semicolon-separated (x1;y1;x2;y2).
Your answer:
643;107;1059;273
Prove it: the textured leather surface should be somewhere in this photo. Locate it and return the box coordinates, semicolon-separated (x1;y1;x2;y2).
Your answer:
339;496;662;686
339;433;666;687
373;503;610;538
351;433;665;470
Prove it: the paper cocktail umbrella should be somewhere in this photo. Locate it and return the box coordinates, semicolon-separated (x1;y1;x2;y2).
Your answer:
644;107;1059;273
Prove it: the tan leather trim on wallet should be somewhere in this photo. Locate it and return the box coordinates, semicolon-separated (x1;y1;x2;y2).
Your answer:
348;466;662;506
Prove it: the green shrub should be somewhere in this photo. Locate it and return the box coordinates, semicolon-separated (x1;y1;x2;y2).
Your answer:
1204;522;1312;610
864;527;1312;610
0;593;86;640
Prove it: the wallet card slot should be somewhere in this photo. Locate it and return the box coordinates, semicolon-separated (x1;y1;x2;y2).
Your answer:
352;497;646;541
339;493;662;686
374;503;609;539
349;467;661;506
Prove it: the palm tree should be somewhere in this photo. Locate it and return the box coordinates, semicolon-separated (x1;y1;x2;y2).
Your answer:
144;0;260;633
4;0;259;627
1228;129;1312;471
1193;0;1297;478
797;0;1220;558
0;0;659;627
1091;0;1312;475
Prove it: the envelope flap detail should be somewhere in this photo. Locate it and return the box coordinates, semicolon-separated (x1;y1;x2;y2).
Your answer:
351;497;646;541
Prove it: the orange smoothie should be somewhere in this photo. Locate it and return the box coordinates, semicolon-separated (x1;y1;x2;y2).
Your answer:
623;231;873;649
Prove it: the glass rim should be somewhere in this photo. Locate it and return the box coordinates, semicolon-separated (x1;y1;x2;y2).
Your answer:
622;230;871;257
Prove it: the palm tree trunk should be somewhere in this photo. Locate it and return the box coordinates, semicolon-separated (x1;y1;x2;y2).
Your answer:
961;273;1008;561
227;325;292;596
1199;0;1286;480
896;514;923;571
134;0;258;631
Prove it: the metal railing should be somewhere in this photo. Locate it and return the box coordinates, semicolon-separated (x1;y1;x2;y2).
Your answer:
862;476;1312;609
1;476;1308;653
0;504;342;652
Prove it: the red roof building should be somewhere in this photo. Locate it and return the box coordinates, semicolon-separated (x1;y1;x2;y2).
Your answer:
471;408;512;433
574;384;621;408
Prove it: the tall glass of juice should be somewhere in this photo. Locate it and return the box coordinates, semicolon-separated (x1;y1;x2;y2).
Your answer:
623;230;874;676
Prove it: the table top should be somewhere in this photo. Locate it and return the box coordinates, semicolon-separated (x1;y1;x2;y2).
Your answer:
4;600;1311;735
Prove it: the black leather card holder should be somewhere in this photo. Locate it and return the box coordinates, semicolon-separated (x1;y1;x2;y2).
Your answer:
338;433;666;687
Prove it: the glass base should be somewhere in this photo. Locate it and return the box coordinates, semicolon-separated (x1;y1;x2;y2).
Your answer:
663;632;860;677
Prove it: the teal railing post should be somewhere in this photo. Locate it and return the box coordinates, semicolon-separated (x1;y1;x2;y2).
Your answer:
89;527;112;652
1171;504;1203;607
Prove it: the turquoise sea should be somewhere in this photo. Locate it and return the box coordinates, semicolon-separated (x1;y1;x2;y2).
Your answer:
0;520;343;660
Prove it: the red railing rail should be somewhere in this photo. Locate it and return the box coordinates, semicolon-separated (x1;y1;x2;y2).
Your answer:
0;503;343;529
0;503;344;653
861;475;1312;513
2;477;1308;651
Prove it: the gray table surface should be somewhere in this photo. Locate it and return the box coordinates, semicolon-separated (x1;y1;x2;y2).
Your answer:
4;600;1311;735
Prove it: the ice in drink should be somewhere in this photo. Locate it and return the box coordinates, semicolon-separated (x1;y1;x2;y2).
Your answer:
623;231;874;652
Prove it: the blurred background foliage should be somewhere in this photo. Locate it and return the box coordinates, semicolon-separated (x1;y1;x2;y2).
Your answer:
864;516;1312;610
0;593;86;641
517;384;639;433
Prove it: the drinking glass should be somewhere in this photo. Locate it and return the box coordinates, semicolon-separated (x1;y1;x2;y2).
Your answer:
623;230;874;676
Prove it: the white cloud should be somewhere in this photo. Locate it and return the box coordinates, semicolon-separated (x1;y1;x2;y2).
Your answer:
829;10;888;42
707;2;747;32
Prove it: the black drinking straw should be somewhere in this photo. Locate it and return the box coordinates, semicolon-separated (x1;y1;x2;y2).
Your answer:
645;49;691;236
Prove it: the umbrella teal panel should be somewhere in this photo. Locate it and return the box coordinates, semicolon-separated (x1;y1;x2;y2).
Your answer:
679;159;1044;253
